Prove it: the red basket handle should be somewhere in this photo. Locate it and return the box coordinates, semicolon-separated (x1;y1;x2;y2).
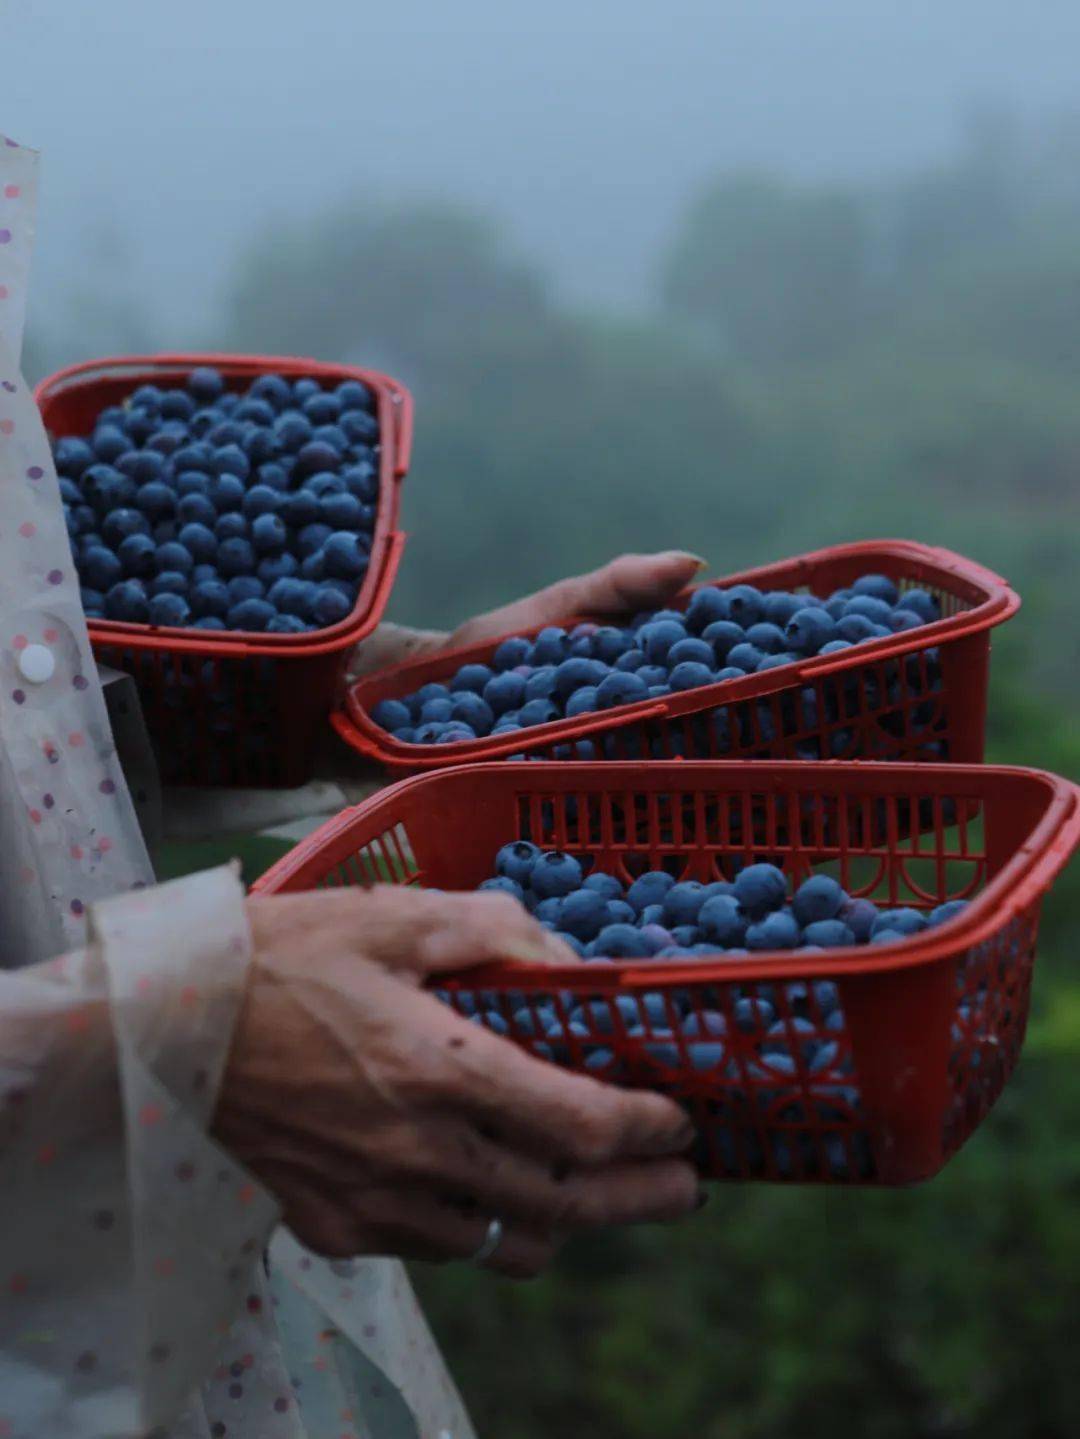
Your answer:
387;381;414;478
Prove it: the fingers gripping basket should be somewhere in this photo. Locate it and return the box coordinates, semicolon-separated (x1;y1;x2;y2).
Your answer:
335;540;1019;774
36;353;414;788
252;760;1080;1186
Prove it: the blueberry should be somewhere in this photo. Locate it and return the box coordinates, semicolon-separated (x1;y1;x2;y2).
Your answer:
489;636;529;671
208;419;244;447
660;881;707;927
228;598;276;632
147;571;187;600
557;659;609;696
234;397;276;426
733;996;776;1032
214;513;249;542
763;591;804;626
682;1010;727;1037
299;391;339;426
819;639;853;656
843;595;892;626
177;493;218;529
639;619;687;663
91;425;129;463
605;900;637;926
625;871;675;913
684;587;728;633
175;470;211;499
446;664;492;695
592;924;652;959
888;608;923;632
211;444;250;481
930;899;969;927
305;471;347;499
837;896;878;942
871;908;928;937
373;697;412;730
204;473;244;513
526;626;566;666
297;523;333;558
116;449;167;486
756;653;798;673
734;863;788;918
724;584;764;627
583;872;623;901
267;614;308;633
148;591;192;626
299;551;326;581
519;666;555;702
340;409;379;444
836;614;878;644
531;851;583;900
494;840;540;886
701;620;746;662
727;642;765;673
792;875;846;926
176;521;217;564
596;671;649;708
565;686;599;717
786;607;837;653
851;573;899;606
637;665;668;688
228;576;267;605
871;929;903;945
802;919;855;947
559;889;609;940
274;412;313;452
294;440;341;477
105;579;150;622
315;493;361;531
251;513;288;555
188;367;225;403
745;622;787;654
192;562;219;584
420;697;455;724
133;482;177;523
214;537;255;577
614;649;646;672
484;671;527;716
518;697;560;726
80;587;105;616
897;588;939;623
311;586;352;627
257;462;291;492
342;462;378;503
274;490;316;529
61;476;86;505
124;411;157;445
321;531;369;580
146;422;190;456
191;579;230;618
669;661;713;691
337;378;375;411
54;436;95;478
77;542;120;591
311;423;348;454
744;908;801;950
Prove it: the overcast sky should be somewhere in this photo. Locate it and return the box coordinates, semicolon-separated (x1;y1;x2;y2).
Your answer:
4;0;1080;340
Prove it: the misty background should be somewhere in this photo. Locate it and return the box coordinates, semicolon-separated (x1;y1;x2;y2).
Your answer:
6;4;1080;1435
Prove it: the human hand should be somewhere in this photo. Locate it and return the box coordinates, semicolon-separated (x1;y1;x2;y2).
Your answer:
216;887;701;1278
347;550;705;679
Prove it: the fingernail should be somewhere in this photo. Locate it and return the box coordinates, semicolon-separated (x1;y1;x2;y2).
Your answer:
670;550;707;567
695;1187;709;1211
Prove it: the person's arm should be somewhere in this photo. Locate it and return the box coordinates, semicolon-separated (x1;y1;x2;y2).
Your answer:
347;549;705;679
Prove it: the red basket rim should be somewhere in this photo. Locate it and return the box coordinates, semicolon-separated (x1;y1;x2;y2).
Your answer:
35;351;413;658
250;759;1080;988
335;539;1021;765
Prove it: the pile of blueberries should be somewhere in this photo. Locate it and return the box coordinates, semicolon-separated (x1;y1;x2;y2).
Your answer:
53;366;380;633
439;844;972;1178
371;573;942;746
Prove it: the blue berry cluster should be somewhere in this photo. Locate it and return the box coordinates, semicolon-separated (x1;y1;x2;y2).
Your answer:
438;845;971;1179
53;367;380;634
371;574;940;744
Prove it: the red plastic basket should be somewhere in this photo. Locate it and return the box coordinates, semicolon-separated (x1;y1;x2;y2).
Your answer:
334;540;1019;775
35;353;414;788
252;760;1080;1186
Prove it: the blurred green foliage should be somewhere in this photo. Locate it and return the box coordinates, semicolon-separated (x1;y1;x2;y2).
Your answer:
48;106;1080;1438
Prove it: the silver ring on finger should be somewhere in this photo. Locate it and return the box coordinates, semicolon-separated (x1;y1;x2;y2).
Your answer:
470;1216;504;1267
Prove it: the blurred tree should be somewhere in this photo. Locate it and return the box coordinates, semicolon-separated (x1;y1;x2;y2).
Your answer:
225;197;549;385
659;175;868;367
